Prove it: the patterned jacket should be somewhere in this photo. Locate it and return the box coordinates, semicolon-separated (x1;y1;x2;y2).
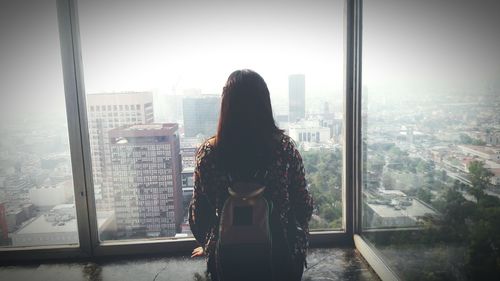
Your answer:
189;133;313;266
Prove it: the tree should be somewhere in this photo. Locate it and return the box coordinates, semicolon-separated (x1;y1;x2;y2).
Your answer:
467;161;493;200
459;134;486;146
382;173;394;190
301;149;343;229
459;133;474;144
367;157;500;280
417;188;433;204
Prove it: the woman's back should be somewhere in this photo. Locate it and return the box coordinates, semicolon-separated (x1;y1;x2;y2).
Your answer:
190;132;313;281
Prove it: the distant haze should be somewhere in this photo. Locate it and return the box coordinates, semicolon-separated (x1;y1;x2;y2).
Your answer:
1;0;499;120
364;0;500;95
77;0;344;98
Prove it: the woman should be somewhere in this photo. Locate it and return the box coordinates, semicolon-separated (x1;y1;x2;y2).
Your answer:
189;69;313;281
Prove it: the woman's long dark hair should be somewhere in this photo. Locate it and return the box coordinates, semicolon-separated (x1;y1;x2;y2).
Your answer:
216;69;283;176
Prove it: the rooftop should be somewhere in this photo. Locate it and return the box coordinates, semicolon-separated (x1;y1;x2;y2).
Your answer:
16;213;77;235
109;123;179;138
181;167;195;173
367;199;436;219
15;206;113;235
123;124;177;131
459;145;500;155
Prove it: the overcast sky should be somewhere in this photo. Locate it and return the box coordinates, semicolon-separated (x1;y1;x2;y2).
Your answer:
1;0;499;119
364;0;500;95
76;0;344;98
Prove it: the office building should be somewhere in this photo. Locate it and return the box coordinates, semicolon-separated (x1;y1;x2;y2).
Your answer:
108;124;182;238
86;92;154;211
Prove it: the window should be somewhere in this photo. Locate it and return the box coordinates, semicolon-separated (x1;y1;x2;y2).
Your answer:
77;0;346;244
361;0;500;280
0;0;80;248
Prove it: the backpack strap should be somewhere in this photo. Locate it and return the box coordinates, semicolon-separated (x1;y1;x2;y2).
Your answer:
228;183;266;199
207;137;216;147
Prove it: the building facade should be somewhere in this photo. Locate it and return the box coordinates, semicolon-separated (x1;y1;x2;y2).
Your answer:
86;92;154;211
108;124;182;238
0;202;7;242
29;180;73;207
485;132;500;146
288;74;306;123
182;95;220;138
289;119;331;144
179;136;204;169
181;167;194;211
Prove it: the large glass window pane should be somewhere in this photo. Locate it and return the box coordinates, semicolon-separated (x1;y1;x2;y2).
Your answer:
78;0;345;242
362;0;500;280
0;0;79;248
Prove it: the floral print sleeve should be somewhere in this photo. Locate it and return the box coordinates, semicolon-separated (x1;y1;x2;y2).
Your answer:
287;141;313;233
189;141;217;246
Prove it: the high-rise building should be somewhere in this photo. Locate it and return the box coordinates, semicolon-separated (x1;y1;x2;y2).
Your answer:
182;95;220;138
0;202;8;242
288;74;306;123
108;124;182;238
86;92;154;211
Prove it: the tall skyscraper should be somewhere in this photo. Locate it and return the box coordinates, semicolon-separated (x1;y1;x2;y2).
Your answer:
86;92;154;211
288;74;306;123
182;95;220;138
108;124;182;238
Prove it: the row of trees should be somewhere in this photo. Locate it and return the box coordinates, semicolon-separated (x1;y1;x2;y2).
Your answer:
367;161;499;281
301;148;343;230
424;162;500;280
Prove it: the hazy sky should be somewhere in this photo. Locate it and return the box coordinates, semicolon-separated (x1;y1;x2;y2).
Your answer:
77;0;344;97
364;0;500;95
0;0;64;118
1;0;499;120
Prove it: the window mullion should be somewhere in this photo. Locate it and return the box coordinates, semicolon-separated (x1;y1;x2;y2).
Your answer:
344;0;363;237
56;0;95;256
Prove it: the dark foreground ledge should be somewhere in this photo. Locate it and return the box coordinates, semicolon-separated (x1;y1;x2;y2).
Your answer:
0;248;380;281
